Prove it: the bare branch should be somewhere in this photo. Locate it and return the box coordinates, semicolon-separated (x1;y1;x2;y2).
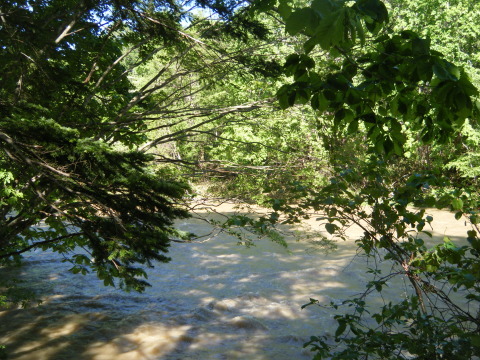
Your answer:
139;100;271;152
55;18;79;44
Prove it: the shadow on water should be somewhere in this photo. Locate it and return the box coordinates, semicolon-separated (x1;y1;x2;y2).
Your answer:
0;206;470;360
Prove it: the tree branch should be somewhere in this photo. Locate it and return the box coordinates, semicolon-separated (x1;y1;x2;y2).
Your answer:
0;232;85;259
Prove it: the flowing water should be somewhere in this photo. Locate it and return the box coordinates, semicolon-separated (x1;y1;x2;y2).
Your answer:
0;203;472;360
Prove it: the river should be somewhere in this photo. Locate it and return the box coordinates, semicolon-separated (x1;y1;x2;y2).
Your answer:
0;202;472;359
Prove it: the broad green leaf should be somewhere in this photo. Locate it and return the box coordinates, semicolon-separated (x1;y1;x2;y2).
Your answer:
311;0;339;17
433;60;459;81
331;9;347;46
325;223;337;234
416;57;433;81
294;68;308;81
459;72;479;96
278;0;292;19
300;55;315;69
295;89;310;104
411;37;430;56
451;198;463;211
303;37;317;54
470;335;480;348
355;0;388;24
278;94;290;109
344;109;354;123
347;119;358;134
286;8;315;35
355;17;365;46
383;136;394;155
314;92;329;112
334;108;345;126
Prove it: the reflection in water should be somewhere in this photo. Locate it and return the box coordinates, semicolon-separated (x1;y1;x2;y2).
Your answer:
0;205;470;359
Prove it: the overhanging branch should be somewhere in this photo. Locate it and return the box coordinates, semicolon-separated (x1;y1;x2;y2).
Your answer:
0;232;86;260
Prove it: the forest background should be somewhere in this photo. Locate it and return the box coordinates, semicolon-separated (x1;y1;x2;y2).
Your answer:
1;0;480;359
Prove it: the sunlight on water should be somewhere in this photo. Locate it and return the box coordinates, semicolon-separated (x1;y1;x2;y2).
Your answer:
0;204;472;359
83;324;193;360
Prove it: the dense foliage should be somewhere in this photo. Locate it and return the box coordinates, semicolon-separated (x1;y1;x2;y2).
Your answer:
270;0;480;358
0;0;274;295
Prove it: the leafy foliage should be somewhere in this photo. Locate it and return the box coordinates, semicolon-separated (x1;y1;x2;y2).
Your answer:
277;0;478;155
0;0;272;298
127;9;329;205
271;161;480;359
387;0;480;189
265;0;480;358
0;0;192;294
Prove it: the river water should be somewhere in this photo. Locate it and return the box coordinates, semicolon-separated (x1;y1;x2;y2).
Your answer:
0;203;472;360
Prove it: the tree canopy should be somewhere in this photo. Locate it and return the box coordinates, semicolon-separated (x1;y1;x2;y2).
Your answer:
0;0;275;292
268;0;480;358
276;0;478;152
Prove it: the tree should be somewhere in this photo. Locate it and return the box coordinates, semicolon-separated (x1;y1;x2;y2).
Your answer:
387;0;480;189
265;0;480;358
0;0;273;297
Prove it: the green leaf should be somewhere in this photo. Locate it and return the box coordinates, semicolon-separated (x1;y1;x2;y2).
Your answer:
393;140;403;156
278;93;290;109
335;320;347;337
397;98;408;115
451;198;463;211
355;17;365;46
433;60;459;81
325;223;338;234
330;9;347;47
416;59;433;81
294;68;308;81
421;128;434;143
70;266;81;274
383;136;394;155
311;0;339;16
284;53;300;75
335;108;345;124
286;8;315;35
300;55;316;69
303;37;317;54
411;37;430;56
459;72;479;96
295;89;310;104
278;0;293;19
347;119;359;134
314;92;329;112
355;0;389;24
470;335;480;348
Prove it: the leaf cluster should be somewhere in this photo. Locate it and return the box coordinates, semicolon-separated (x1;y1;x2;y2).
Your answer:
276;0;479;155
274;159;480;359
0;0;272;298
